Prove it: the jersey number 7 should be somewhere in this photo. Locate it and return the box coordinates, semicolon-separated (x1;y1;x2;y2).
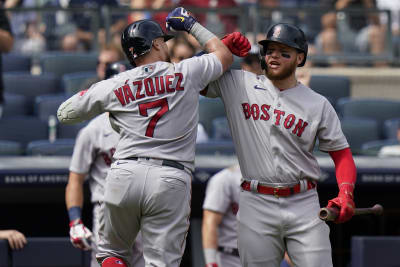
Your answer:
139;98;169;137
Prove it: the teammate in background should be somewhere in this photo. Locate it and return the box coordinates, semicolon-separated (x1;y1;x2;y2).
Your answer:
65;62;145;267
0;229;27;250
202;164;293;267
202;23;357;267
240;46;263;75
57;7;242;266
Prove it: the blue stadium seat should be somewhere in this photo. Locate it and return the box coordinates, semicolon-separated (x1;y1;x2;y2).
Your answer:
3;72;61;114
199;97;226;137
351;236;400;267
383;118;400;139
0;116;48;148
40;52;98;78
0;140;24;156
58;122;88;139
11;237;83;267
309;75;351;109
2;53;31;72
2;93;29;117
34;94;67;121
26;139;76;156
0;240;9;267
212;116;232;140
61;71;97;95
337;98;400;139
340;118;380;154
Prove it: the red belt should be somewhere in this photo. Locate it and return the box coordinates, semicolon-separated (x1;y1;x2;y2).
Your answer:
241;180;316;197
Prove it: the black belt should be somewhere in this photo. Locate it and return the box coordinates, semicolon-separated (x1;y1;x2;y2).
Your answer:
126;157;185;171
218;246;239;257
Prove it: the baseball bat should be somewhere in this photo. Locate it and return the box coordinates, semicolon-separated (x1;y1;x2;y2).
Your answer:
319;204;384;221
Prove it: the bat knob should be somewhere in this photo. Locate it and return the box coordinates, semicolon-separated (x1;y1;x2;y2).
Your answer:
372;204;384;215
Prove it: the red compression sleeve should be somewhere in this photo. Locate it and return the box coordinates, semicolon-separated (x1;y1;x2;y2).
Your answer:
328;147;357;187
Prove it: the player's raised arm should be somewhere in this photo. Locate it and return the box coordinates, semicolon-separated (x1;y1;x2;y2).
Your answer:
166;7;233;72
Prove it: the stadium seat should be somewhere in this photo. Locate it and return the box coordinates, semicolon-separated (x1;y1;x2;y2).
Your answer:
61;71;97;95
212;116;232;140
0;140;24;156
336;98;400;139
26;139;76;156
0;239;9;267
361;139;400;156
34;94;68;121
383;118;400;139
39;52;98;78
2;93;29;117
199;97;226;137
2;53;31;72
11;237;83;267
3;72;61;114
0;116;48;148
351;236;400;267
58;122;88;139
340;118;380;154
309;75;351;109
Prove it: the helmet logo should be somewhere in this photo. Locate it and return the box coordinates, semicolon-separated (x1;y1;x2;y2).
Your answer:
272;26;282;38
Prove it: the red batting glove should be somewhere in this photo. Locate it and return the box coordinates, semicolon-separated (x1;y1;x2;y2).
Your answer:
327;183;355;223
205;264;218;267
221;32;251;57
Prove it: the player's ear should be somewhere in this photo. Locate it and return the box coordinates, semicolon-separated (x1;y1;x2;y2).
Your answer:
297;52;304;66
152;38;162;51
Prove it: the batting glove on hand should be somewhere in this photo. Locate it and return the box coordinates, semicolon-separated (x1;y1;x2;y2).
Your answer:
69;219;92;250
327;183;355;223
205;264;218;267
166;7;196;33
221;32;251;57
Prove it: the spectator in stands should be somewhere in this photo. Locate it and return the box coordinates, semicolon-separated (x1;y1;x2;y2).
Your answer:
0;4;14;118
376;0;400;58
170;35;196;63
0;230;27;250
67;0;126;50
81;43;124;89
128;0;173;31
316;0;387;66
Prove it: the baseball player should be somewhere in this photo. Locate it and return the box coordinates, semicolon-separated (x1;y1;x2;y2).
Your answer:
202;23;357;267
202;164;293;267
57;7;247;266
66;62;144;267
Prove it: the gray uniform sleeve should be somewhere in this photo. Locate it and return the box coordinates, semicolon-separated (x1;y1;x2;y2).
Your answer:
69;125;97;175
181;53;223;91
318;100;349;151
206;70;243;99
203;169;232;214
57;80;115;124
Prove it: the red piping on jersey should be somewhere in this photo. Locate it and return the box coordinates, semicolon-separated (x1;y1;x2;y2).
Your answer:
328;147;357;187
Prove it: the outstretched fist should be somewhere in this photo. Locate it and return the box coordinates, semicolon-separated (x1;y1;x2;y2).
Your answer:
221;32;251;57
166;7;197;33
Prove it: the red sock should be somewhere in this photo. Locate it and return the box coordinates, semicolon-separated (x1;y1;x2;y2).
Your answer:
102;257;127;267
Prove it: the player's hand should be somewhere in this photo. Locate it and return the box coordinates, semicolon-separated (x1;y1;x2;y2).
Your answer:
166;7;197;33
205;263;218;267
69;219;92;250
0;230;27;250
327;183;355;223
221;32;251;57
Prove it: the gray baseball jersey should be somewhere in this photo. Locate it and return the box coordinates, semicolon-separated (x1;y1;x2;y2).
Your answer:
206;70;348;185
203;164;241;249
69;113;117;203
59;54;223;171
